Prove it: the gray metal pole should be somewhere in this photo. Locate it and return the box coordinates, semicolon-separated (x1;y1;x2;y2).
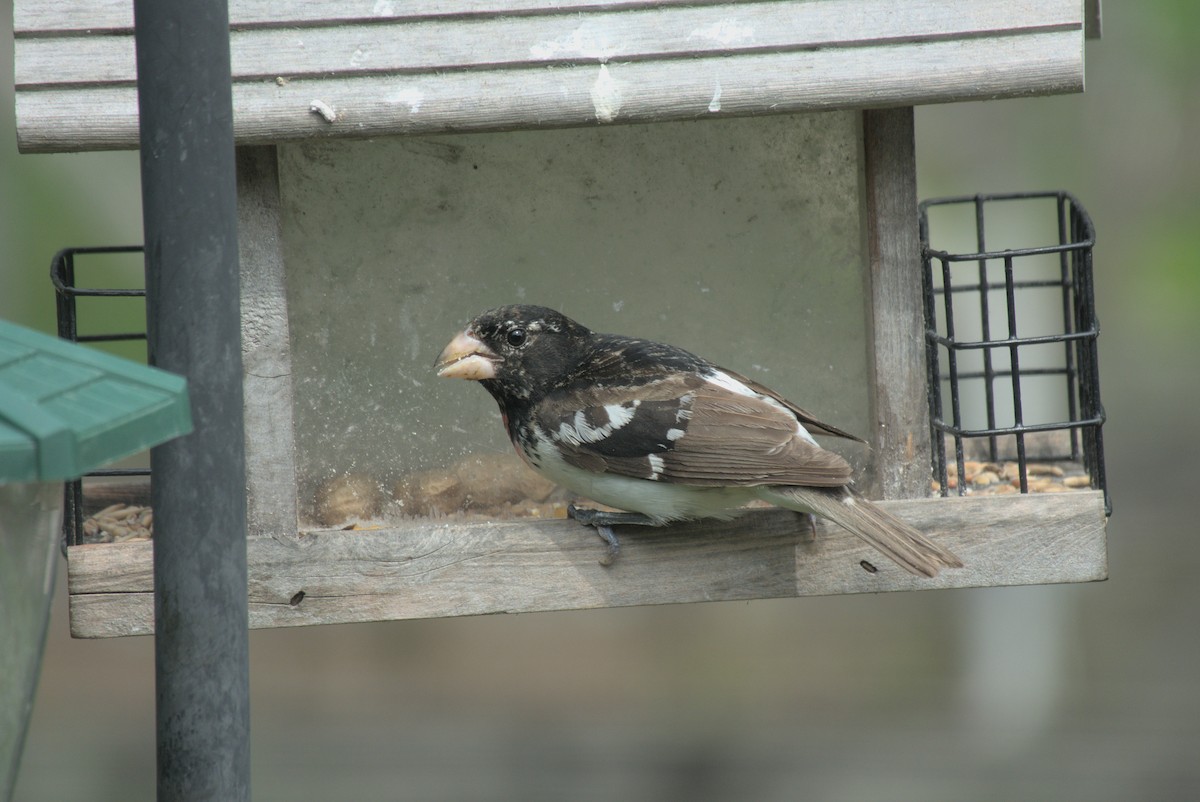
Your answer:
132;1;250;799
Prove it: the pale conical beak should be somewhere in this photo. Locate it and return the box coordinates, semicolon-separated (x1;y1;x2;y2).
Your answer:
435;331;500;380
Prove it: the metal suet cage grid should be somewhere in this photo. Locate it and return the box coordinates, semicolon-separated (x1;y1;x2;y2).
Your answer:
920;191;1108;514
51;245;150;548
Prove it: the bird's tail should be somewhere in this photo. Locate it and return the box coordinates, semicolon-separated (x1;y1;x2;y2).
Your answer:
757;485;963;578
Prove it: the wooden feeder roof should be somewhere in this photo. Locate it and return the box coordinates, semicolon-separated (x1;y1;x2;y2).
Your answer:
15;0;1089;153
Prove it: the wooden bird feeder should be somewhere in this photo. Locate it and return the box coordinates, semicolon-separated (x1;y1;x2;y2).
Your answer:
15;0;1107;639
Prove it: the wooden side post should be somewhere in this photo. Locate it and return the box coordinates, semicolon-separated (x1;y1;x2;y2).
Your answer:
862;106;931;499
237;146;301;542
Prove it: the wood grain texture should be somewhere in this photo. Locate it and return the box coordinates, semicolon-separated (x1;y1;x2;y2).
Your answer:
861;107;931;499
14;0;1084;36
17;1;1083;87
16;0;725;34
68;491;1107;638
236;147;301;541
16;0;1085;152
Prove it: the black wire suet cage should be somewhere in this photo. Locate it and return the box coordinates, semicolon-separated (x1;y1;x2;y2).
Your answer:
51;246;150;548
920;191;1109;514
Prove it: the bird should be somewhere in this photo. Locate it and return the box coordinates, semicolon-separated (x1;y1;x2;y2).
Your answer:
435;304;962;578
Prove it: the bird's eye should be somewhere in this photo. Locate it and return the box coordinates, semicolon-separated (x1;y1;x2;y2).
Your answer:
506;327;527;348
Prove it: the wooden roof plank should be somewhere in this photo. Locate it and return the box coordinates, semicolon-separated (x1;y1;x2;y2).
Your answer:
15;0;1079;35
17;31;1082;152
17;0;1081;88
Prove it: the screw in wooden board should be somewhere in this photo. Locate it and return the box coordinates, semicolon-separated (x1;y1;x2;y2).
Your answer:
289;590;306;606
859;560;878;574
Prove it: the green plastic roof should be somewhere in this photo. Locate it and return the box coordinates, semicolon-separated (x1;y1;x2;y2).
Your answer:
0;319;192;483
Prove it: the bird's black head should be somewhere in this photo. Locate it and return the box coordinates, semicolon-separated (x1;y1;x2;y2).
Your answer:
435;305;591;405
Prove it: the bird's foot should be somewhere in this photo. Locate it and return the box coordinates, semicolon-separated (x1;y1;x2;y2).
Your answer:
595;525;620;567
567;504;657;566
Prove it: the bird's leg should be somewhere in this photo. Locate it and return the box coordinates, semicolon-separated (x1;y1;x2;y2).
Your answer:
567;504;658;528
567;504;658;566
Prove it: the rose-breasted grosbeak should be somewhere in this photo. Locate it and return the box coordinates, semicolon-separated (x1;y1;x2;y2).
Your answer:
435;305;962;578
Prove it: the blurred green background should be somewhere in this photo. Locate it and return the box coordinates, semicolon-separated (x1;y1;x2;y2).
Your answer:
5;3;1199;800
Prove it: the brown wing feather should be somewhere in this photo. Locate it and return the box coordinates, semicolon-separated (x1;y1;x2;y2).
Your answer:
657;386;852;487
717;366;867;444
542;375;853;488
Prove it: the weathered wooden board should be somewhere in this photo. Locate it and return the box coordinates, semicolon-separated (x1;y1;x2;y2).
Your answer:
236;147;301;541
15;0;1086;152
18;2;1084;86
67;492;1107;638
862;107;930;499
14;0;1105;37
14;0;751;33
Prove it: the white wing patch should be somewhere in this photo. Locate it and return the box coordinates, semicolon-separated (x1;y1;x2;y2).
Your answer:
603;402;637;428
646;453;665;480
676;392;695;421
705;370;759;398
556;402;638;446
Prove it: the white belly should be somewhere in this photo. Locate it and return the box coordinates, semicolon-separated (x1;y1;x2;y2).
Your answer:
528;436;752;523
